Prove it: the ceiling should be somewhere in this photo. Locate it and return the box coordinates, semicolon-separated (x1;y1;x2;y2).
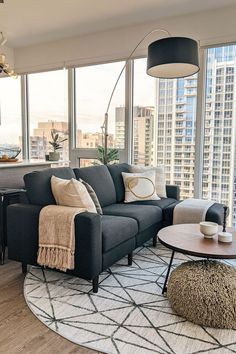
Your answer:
0;0;235;48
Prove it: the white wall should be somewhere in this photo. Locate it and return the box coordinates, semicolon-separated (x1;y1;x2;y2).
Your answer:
14;4;236;73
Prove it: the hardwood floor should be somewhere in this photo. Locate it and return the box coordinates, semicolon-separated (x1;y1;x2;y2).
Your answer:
0;260;100;354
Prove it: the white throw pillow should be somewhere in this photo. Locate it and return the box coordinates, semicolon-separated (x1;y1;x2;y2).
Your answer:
122;171;160;203
130;165;167;198
51;176;97;213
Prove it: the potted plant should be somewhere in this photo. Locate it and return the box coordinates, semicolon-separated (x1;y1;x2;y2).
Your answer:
95;145;119;165
49;129;67;161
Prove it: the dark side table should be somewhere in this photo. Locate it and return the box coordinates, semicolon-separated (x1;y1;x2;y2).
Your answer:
0;188;22;264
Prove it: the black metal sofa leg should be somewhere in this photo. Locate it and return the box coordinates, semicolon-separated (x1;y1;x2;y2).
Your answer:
22;262;28;274
92;275;99;293
128;252;133;266
153;235;157;247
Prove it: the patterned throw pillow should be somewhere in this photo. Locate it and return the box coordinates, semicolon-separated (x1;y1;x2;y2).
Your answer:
130;165;167;198
122;171;161;203
79;179;103;215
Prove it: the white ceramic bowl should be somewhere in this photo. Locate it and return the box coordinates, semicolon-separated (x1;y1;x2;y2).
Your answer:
199;221;218;238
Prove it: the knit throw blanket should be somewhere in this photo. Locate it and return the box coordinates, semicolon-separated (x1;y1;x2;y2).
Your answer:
173;198;214;225
37;205;86;271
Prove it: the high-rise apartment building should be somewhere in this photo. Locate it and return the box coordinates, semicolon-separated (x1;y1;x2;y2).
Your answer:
77;130;116;167
115;107;125;149
155;45;236;225
156;76;197;200
203;46;236;225
115;106;154;165
133;106;155;166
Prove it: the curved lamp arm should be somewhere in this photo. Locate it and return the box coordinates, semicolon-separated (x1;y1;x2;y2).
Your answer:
104;28;171;116
102;28;171;164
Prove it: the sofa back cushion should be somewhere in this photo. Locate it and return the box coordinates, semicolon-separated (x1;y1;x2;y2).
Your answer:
107;163;130;202
73;165;116;207
24;167;75;206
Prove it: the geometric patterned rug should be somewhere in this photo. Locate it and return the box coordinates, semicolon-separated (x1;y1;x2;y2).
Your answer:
24;242;236;354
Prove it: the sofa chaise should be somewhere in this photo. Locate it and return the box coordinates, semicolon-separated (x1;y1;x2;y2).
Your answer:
7;163;225;292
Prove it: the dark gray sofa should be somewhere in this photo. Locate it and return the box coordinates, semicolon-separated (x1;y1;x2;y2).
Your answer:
7;163;225;292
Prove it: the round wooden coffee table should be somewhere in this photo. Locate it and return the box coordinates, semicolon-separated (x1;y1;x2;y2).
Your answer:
158;224;236;294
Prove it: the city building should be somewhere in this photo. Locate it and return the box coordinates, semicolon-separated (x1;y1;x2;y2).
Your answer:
133;106;155;166
156;76;197;200
77;130;115;149
115;106;155;166
203;46;236;226
31;121;69;161
115;106;125;149
155;46;236;225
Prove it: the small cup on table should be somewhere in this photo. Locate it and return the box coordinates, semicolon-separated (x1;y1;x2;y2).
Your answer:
199;221;218;239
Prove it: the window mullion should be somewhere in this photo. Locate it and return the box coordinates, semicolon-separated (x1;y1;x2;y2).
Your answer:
194;48;207;198
123;59;133;164
68;68;77;166
21;74;30;160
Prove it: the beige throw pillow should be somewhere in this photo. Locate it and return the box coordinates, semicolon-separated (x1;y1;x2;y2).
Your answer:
122;171;160;203
51;176;97;213
79;178;103;215
130;165;167;198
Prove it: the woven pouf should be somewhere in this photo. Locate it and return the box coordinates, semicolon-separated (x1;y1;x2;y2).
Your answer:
167;260;236;329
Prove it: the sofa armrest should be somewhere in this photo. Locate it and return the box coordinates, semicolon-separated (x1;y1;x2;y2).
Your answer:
166;185;180;200
72;212;102;279
7;204;102;280
19;190;29;204
7;204;43;265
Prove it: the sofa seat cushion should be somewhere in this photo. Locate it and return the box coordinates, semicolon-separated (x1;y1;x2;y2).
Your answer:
102;203;162;232
131;198;177;210
101;215;138;252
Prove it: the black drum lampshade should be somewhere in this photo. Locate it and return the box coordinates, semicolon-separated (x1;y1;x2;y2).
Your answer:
147;37;199;79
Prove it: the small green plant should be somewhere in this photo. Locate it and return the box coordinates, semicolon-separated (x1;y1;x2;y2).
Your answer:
49;129;67;152
96;145;119;165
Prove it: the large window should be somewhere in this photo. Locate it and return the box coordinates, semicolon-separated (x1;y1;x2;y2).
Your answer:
75;61;125;149
28;69;68;160
2;45;236;219
0;76;22;158
202;44;236;226
133;58;197;199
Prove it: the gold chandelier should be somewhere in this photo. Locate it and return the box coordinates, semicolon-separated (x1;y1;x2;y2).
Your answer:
0;32;17;79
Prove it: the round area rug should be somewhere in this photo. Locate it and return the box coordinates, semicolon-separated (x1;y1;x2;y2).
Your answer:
24;243;236;354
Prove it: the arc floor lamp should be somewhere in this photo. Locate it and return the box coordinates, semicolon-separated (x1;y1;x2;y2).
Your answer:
101;29;199;164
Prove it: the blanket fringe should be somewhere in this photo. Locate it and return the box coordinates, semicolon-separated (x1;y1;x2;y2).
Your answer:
37;246;75;272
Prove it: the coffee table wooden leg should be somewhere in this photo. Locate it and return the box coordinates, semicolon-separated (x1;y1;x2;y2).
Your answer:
162;250;175;294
